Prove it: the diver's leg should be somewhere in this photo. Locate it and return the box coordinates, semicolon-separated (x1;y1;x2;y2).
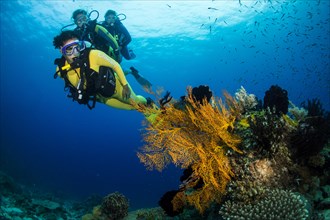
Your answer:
129;67;152;92
110;79;147;106
103;98;136;110
121;46;136;60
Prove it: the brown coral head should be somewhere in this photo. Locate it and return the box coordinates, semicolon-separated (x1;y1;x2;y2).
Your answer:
100;192;129;220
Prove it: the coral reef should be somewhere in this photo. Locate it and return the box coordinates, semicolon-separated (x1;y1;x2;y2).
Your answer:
175;85;213;109
288;101;308;123
290;98;330;158
138;86;330;219
101;192;129;219
0;174;77;219
263;85;289;115
0;171;130;220
135;207;167;220
246;108;295;154
0;171;22;195
2;85;329;220
82;192;129;220
219;188;310;220
190;85;213;104
235;86;258;113
138;87;242;214
301;98;325;117
138;85;329;219
158;190;183;217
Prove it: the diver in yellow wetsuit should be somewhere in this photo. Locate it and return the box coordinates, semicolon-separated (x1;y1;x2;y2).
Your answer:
53;30;149;111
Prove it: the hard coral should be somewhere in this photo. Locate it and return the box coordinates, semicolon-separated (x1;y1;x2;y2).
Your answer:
138;88;242;214
100;192;129;220
220;188;309;220
82;192;129;220
249;159;275;183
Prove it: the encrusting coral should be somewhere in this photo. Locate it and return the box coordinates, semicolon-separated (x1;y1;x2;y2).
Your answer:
137;87;242;213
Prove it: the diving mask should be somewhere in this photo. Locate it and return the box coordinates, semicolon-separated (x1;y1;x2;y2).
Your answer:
61;41;86;56
75;15;88;25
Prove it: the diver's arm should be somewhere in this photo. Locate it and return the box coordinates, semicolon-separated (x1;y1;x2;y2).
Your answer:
89;50;128;86
56;67;61;77
118;23;131;46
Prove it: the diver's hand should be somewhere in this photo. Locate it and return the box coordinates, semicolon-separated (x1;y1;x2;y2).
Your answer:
122;84;131;100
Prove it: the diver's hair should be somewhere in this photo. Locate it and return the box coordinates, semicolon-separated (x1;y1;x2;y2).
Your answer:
53;30;80;49
104;9;117;18
72;9;87;20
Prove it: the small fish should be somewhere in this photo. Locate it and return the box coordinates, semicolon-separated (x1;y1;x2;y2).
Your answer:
307;12;312;19
166;4;171;8
224;20;228;25
214;18;218;23
200;24;204;28
208;7;219;10
209;26;212;33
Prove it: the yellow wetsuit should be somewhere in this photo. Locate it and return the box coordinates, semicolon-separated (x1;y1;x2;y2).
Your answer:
57;50;147;110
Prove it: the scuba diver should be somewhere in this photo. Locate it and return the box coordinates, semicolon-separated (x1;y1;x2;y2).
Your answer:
53;30;154;115
102;9;136;61
70;9;152;92
71;9;120;62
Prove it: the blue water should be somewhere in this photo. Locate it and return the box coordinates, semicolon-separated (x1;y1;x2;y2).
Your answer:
0;0;329;211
